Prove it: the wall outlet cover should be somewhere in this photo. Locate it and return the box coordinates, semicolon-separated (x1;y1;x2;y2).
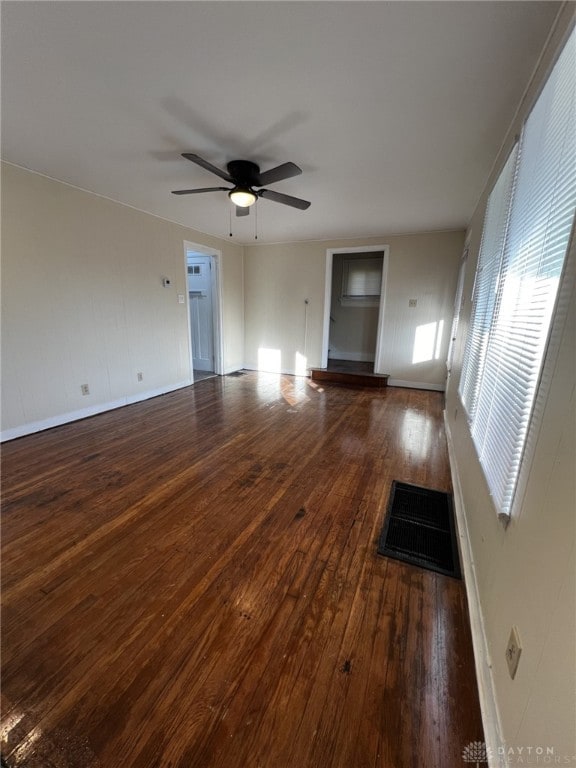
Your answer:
506;625;522;679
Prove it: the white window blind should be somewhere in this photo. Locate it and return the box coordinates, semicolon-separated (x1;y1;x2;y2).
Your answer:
459;145;518;414
342;257;382;299
459;28;576;518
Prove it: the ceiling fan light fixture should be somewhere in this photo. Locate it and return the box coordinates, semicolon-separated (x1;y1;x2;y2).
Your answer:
229;188;257;208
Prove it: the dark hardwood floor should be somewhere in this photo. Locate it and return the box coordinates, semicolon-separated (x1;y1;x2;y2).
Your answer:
1;372;484;767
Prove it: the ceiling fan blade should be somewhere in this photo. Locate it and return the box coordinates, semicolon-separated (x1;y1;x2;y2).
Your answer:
257;162;302;186
171;186;230;195
182;153;233;183
258;188;311;210
235;206;250;217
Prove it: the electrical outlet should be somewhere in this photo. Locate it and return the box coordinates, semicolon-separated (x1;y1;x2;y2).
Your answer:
408;298;417;307
505;626;522;679
81;384;90;396
137;372;143;382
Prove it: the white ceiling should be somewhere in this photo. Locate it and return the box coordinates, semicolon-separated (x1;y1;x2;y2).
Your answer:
1;1;561;245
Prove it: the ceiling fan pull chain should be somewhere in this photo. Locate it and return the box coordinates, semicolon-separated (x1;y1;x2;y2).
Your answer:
255;201;258;241
229;203;233;238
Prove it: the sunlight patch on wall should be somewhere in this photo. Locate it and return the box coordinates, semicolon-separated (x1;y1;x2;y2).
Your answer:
412;320;445;364
258;347;282;373
256;348;282;401
294;351;308;377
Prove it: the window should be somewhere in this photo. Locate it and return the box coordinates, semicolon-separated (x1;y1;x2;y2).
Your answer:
459;28;575;520
341;255;383;307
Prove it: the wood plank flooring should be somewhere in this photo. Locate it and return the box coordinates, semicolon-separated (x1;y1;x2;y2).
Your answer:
1;373;484;768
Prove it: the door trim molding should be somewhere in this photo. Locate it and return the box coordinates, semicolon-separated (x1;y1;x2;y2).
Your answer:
323;245;389;370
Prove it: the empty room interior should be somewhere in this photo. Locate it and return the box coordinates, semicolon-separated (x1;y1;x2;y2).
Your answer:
1;3;574;768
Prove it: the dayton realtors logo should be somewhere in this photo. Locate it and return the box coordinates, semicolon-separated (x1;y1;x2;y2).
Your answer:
463;741;491;766
463;741;576;766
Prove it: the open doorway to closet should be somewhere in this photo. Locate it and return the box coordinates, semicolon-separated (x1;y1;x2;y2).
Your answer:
184;242;223;383
322;246;388;374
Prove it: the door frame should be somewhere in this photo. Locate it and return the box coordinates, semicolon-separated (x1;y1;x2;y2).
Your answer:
446;244;469;386
322;245;389;371
183;241;224;379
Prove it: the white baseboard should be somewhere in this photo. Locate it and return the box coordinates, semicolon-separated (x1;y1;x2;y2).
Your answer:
239;369;446;390
387;378;445;392
0;379;193;442
444;413;503;766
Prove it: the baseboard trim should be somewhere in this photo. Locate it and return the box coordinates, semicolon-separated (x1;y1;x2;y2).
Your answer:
0;379;193;442
387;378;444;392
240;370;445;391
444;413;503;766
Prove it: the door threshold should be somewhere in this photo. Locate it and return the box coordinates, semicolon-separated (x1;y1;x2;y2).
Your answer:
193;370;217;382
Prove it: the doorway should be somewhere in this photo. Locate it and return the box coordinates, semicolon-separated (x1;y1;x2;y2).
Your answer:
184;242;223;382
322;246;389;372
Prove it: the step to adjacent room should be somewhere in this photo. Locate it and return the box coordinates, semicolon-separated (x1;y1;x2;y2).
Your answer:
309;359;389;389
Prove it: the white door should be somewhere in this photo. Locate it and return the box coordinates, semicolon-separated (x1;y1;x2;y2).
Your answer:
188;256;214;372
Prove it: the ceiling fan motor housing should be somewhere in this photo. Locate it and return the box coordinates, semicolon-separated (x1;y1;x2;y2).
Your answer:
227;160;261;188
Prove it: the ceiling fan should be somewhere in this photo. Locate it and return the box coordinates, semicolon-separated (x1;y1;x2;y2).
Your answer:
172;153;311;216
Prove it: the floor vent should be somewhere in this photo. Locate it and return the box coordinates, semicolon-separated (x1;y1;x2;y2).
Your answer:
377;481;461;579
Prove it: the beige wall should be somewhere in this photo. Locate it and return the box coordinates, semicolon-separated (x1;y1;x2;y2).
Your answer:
243;241;327;375
244;231;464;389
375;231;464;387
445;9;575;759
1;163;244;438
